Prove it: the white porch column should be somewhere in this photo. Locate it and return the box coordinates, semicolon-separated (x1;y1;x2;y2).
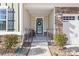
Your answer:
53;7;55;35
19;3;23;35
19;3;23;46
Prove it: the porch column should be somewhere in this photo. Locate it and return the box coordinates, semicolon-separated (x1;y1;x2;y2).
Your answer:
19;3;23;46
19;3;23;34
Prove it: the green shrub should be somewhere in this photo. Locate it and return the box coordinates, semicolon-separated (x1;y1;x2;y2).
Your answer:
4;35;18;49
54;33;68;47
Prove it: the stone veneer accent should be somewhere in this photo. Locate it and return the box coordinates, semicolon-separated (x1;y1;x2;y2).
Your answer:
55;7;79;14
55;13;63;34
55;7;79;34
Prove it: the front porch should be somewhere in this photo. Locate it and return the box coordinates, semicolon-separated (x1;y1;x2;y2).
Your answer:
22;3;79;56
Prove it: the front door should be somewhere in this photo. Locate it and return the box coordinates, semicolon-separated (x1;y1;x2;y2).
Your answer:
36;18;43;34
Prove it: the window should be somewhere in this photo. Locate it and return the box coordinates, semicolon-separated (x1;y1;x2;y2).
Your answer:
78;16;79;20
8;8;14;31
70;16;75;20
63;16;75;20
0;7;14;31
0;20;6;30
0;9;6;30
0;9;6;19
8;20;14;31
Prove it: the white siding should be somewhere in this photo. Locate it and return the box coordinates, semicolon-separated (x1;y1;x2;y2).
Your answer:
13;3;19;32
31;16;35;31
44;16;48;32
48;9;55;34
23;7;31;34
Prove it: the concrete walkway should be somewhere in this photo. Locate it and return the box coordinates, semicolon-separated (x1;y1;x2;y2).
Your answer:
28;34;51;56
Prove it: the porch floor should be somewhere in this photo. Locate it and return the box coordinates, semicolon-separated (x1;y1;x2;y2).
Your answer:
28;34;51;56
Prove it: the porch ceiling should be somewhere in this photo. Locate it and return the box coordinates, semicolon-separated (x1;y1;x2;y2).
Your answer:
24;3;79;17
24;3;54;16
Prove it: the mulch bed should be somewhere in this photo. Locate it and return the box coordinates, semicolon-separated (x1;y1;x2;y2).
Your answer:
48;44;79;56
0;48;29;56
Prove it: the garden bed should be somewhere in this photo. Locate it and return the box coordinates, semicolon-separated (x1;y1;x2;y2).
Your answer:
0;47;29;56
0;34;31;56
48;43;79;56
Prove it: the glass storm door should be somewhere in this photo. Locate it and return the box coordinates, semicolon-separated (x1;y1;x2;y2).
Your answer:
36;18;43;34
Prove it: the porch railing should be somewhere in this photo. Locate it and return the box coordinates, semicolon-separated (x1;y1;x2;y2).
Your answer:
44;29;53;45
23;29;35;47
